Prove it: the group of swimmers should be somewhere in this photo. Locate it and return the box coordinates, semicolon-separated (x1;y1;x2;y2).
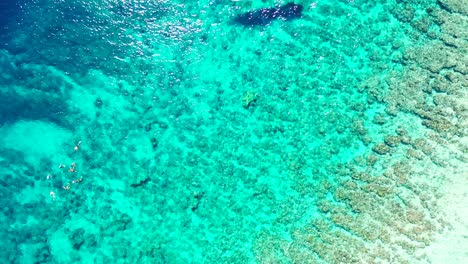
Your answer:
48;141;83;201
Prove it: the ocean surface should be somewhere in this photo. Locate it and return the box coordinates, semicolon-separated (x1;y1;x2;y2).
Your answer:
0;0;466;263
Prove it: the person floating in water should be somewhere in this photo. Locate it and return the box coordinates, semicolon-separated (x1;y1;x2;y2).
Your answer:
62;177;83;191
72;177;83;184
49;191;56;201
69;163;77;173
74;141;82;152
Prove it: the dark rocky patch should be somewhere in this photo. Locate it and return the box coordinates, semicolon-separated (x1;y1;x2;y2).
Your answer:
131;177;151;188
234;3;303;27
69;228;86;250
372;143;391;155
150;137;158;150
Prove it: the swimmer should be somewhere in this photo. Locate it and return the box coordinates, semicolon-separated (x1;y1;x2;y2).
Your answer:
46;174;51;180
50;191;56;201
63;184;70;191
72;177;83;184
59;164;65;169
74;141;82;151
69;163;77;173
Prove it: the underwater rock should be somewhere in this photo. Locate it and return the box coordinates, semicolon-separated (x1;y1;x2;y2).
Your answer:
351;171;371;182
384;135;401;147
438;12;467;38
411;17;432;33
437;0;468;14
242;91;258;109
391;4;415;22
372;143;391;155
130;177;151;188
406;149;424;160
189;191;204;212
400;136;412;145
431;78;451;92
422;117;454;133
352;120;368;136
94;98;103;108
405;42;458;73
101;212;133;236
366;154;378;166
372;113;387;125
150;137;159;149
412;138;433;156
69;228;86;250
317;200;332;213
33;244;51;263
234;3;303;26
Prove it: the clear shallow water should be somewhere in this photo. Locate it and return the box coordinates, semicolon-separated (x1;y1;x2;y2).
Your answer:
0;0;466;263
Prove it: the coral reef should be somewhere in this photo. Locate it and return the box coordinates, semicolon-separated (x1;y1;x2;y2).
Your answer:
0;0;466;263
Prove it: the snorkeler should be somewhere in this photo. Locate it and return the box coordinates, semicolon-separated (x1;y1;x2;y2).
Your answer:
72;177;83;184
74;141;82;152
49;191;56;201
68;163;77;173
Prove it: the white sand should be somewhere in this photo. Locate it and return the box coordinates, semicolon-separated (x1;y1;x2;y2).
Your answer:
423;158;468;263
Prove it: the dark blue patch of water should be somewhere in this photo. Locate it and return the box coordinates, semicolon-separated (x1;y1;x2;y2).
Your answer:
0;89;70;128
0;0;21;31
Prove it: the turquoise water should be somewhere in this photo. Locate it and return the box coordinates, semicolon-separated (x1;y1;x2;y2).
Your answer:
1;0;466;263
